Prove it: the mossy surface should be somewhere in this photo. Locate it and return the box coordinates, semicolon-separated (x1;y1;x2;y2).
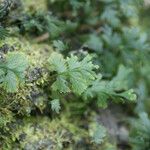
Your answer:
0;0;149;150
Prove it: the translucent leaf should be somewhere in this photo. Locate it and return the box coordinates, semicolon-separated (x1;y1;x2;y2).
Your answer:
0;52;28;92
51;99;61;114
53;40;68;52
48;52;98;95
67;55;80;69
0;27;9;40
109;65;132;90
90;123;107;144
86;34;103;53
101;7;120;27
2;70;18;92
83;65;136;108
0;68;4;76
120;89;137;101
52;76;70;93
48;52;67;73
69;71;87;95
6;52;28;72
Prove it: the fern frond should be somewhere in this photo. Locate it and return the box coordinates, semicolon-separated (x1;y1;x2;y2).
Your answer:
83;65;136;108
0;26;9;40
48;52;98;95
0;52;28;92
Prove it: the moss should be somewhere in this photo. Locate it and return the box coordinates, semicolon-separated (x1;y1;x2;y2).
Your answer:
0;109;116;150
2;116;79;149
1;0;148;149
22;0;48;12
0;35;54;148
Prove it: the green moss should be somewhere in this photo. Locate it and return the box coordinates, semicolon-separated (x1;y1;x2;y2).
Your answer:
0;0;149;149
22;0;48;12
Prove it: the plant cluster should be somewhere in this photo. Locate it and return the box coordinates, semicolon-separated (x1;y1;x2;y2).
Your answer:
0;0;149;149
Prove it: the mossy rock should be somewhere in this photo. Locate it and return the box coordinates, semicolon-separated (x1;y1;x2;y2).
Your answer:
1;116;81;150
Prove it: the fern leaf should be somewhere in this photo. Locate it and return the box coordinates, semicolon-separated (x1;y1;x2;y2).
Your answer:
51;99;61;114
48;52;67;73
83;65;136;108
0;52;28;92
0;27;9;40
48;52;98;95
90;123;107;144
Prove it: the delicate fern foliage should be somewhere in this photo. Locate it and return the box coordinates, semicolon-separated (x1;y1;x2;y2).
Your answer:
51;99;61;114
89;123;107;144
0;26;9;40
130;112;150;150
21;12;66;39
122;27;149;51
102;25;121;49
48;52;98;95
101;6;120;27
0;52;28;92
84;65;136;108
53;40;68;52
86;34;103;53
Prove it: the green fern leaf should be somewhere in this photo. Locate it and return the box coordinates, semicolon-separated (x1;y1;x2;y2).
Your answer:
90;123;107;144
0;52;28;92
0;27;9;40
83;65;136;108
52;76;70;93
51;99;61;114
48;52;98;95
48;52;67;73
